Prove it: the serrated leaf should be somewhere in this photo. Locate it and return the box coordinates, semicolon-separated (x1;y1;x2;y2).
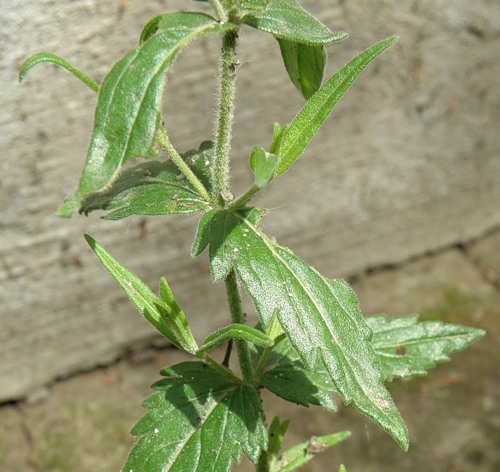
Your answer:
191;208;265;282
84;235;197;353
275;36;398;176
241;0;346;45
367;314;486;381
80;142;214;219
270;431;350;472
57;13;233;217
250;146;277;188
198;324;273;353
19;52;99;92
192;209;409;450
124;361;267;471
278;40;326;99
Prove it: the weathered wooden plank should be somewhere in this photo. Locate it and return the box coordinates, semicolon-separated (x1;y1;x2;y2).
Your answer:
1;0;499;402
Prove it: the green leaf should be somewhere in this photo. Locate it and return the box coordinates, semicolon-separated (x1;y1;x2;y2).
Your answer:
255;333;337;411
139;15;163;44
367;314;486;381
84;235;197;353
270;431;350;472
192;209;409;450
57;13;234;217
275;36;398;176
191;208;265;282
198;324;274;353
241;0;347;45
278;40;326;99
19;52;99;92
267;417;290;458
250;146;277;188
157;277;199;353
79;142;214;219
181;140;215;192
339;465;347;472
124;361;267;471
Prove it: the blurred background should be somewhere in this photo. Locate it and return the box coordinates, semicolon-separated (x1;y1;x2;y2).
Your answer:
1;0;499;470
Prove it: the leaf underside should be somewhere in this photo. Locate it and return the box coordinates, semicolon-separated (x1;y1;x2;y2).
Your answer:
124;362;267;472
57;13;232;217
367;314;486;381
241;0;346;45
192;209;409;450
80;141;214;219
278;39;327;99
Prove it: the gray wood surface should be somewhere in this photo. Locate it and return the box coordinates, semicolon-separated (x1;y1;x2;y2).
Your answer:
1;0;499;402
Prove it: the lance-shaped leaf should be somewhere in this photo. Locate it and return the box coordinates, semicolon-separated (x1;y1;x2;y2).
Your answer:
192;209;409;450
85;235;197;353
241;0;346;45
57;13;233;217
80;142;214;219
124;362;267;471
278;40;327;99
270;431;350;472
198;324;274;353
275;36;398;176
367;314;486;381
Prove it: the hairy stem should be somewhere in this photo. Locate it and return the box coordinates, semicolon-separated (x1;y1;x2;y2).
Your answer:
225;270;254;382
157;127;211;203
256;449;270;472
227;183;261;211
212;29;239;206
197;351;243;385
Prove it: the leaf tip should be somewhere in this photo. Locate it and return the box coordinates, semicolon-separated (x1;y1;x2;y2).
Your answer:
83;233;96;248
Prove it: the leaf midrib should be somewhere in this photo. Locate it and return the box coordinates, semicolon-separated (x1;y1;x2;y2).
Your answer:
234;212;368;378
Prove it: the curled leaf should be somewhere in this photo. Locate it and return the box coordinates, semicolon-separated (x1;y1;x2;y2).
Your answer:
85;235;198;353
19;52;99;92
278;40;327;99
198;324;274;353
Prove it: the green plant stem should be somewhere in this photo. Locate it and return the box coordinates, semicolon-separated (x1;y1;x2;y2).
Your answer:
197;351;243;385
256;450;270;472
252;344;274;380
225;270;254;382
228;183;261;211
157;127;211;203
212;29;239;206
